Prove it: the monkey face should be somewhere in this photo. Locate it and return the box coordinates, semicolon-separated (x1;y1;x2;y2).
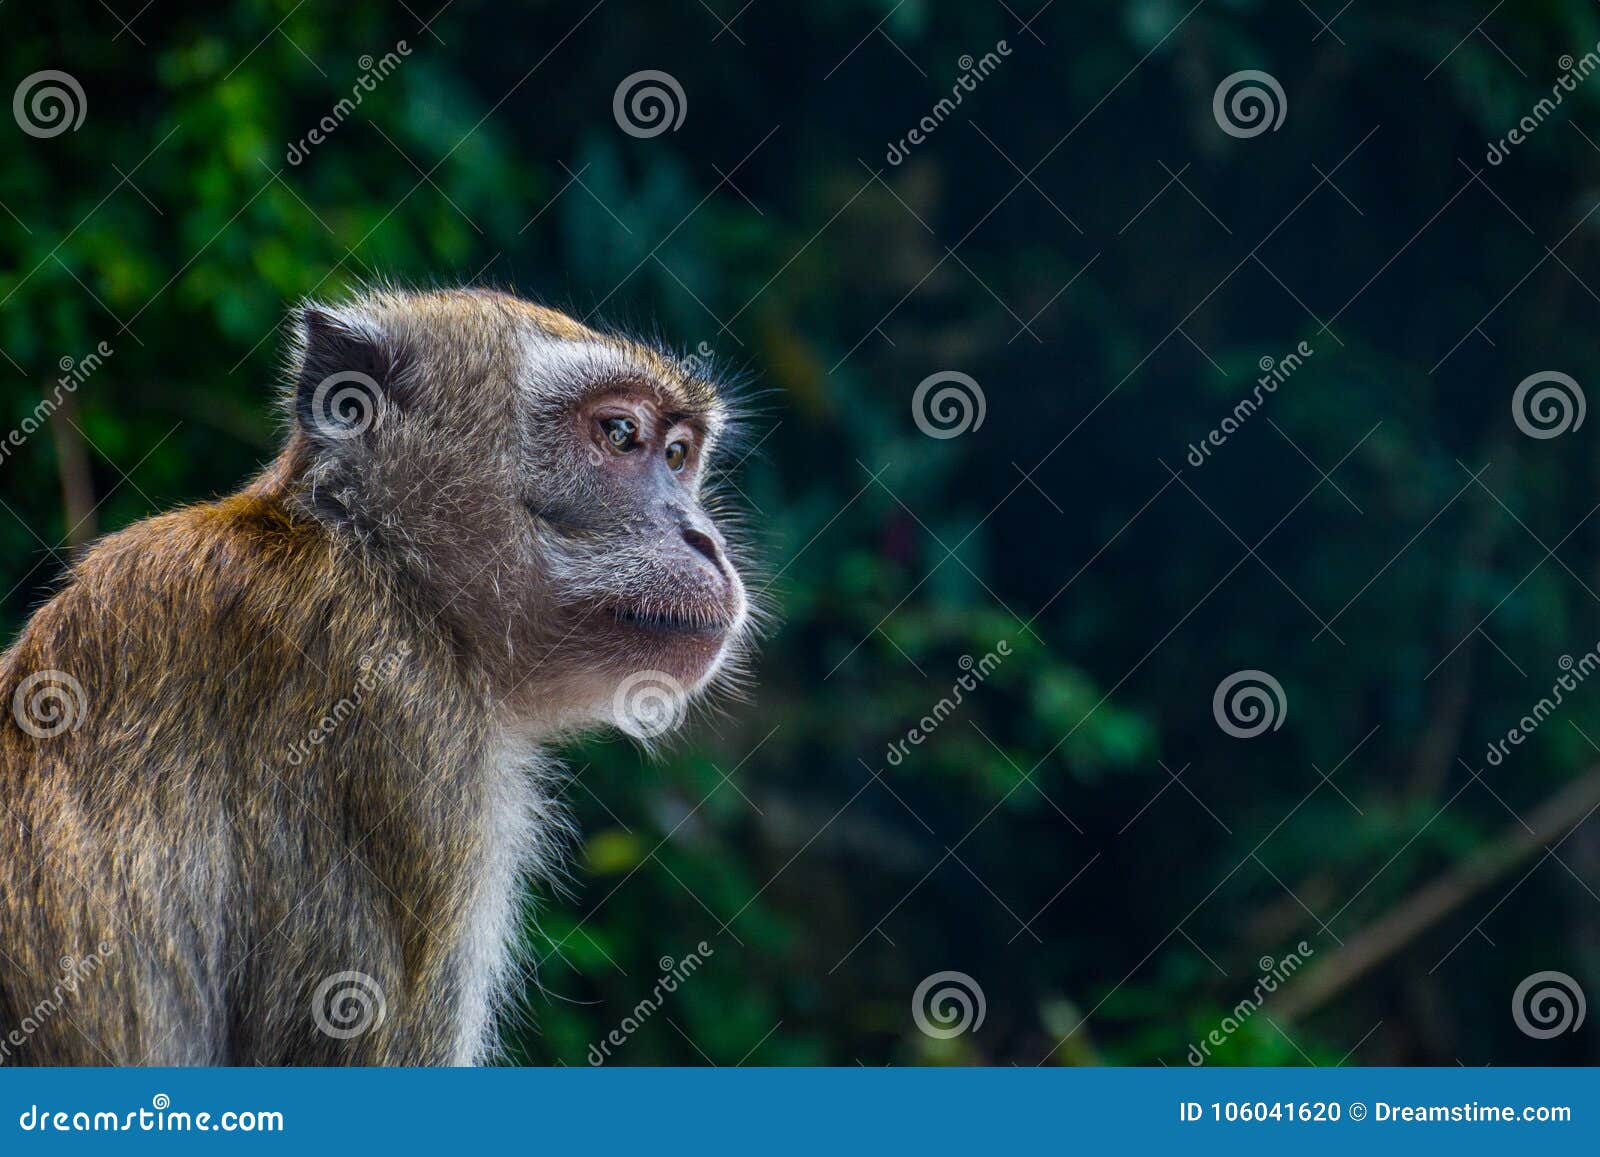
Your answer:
518;361;751;703
287;287;754;738
513;330;754;735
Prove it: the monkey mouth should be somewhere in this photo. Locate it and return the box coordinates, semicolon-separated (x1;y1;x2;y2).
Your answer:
603;604;731;639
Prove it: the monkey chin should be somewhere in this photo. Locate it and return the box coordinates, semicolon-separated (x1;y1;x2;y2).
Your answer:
600;603;741;690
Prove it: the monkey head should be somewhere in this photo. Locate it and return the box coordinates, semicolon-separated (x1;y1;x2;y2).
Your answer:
283;287;753;738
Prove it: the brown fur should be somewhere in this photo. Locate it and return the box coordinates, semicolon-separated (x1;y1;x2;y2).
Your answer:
0;288;751;1064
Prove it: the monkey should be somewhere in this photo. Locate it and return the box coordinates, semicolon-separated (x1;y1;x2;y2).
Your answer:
0;287;754;1065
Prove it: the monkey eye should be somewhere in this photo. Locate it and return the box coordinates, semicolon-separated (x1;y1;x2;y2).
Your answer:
665;440;688;472
600;416;639;452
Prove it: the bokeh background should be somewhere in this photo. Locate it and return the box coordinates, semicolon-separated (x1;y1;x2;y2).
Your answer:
5;0;1600;1065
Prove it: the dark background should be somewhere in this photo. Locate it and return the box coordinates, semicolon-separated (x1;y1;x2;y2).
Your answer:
4;0;1600;1065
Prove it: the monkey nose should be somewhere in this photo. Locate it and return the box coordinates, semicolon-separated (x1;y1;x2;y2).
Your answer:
681;526;726;577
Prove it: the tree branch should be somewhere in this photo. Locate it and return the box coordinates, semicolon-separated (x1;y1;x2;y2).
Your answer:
1274;766;1600;1023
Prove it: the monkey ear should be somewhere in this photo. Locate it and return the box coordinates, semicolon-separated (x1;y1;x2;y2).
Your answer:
291;305;412;446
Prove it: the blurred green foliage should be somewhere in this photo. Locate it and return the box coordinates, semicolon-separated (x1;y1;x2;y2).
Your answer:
4;0;1600;1065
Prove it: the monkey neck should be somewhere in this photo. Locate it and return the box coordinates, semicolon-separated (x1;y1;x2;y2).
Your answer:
237;437;542;736
245;438;309;498
242;434;619;751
